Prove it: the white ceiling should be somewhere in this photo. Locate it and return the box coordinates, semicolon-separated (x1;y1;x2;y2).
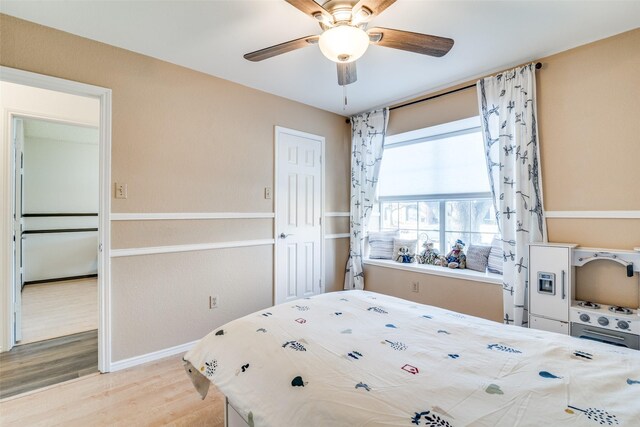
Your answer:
1;0;639;116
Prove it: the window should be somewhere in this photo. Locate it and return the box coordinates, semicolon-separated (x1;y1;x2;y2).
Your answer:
370;117;499;252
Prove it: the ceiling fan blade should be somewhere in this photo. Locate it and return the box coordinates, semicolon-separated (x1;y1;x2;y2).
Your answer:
353;0;396;19
367;27;454;57
337;62;357;86
244;35;320;62
285;0;332;22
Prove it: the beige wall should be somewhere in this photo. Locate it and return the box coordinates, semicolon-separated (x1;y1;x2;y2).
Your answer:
110;246;273;361
386;84;480;137
324;237;350;293
366;28;640;319
537;29;640;213
365;265;504;322
537;28;640;308
0;14;351;361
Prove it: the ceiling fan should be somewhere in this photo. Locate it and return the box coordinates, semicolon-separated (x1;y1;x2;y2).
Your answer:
244;0;454;86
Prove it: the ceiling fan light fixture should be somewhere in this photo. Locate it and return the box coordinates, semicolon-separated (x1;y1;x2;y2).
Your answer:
318;25;369;63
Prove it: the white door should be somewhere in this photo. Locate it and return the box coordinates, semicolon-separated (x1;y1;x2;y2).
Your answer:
275;127;323;305
12;117;24;342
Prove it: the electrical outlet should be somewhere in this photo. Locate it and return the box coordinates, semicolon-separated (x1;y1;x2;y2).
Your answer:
209;295;219;309
264;187;272;199
115;183;127;199
412;281;420;293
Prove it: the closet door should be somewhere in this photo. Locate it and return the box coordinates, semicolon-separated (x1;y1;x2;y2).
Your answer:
275;127;324;305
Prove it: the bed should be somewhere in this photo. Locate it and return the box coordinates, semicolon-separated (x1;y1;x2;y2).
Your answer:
183;290;640;426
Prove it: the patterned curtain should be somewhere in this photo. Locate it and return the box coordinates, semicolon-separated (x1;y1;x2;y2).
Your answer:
344;108;389;290
477;63;547;326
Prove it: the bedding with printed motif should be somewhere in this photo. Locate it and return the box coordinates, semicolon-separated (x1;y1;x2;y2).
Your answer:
184;291;640;426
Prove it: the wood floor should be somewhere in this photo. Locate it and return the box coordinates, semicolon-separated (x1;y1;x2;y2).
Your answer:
0;354;224;426
20;278;98;345
0;330;98;399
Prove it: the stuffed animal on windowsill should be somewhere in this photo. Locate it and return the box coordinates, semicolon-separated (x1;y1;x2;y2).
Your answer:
443;239;467;269
396;246;415;264
417;241;441;265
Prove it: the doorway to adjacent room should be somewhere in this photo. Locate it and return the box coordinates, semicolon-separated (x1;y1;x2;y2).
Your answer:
0;68;112;398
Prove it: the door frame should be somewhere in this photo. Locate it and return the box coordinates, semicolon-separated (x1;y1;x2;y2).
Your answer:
273;126;325;305
11;116;24;343
0;66;112;372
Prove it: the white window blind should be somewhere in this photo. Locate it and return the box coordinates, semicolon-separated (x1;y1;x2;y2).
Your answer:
378;126;489;199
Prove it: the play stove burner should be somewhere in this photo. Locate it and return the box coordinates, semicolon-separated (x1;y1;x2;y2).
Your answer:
577;301;601;309
609;306;633;315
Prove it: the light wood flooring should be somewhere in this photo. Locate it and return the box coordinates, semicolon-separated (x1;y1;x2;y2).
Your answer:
0;354;224;426
20;278;98;345
0;330;98;399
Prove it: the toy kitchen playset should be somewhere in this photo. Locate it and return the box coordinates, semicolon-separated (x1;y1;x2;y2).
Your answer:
529;243;640;350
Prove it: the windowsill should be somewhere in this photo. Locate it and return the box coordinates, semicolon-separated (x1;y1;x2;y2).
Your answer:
363;258;503;285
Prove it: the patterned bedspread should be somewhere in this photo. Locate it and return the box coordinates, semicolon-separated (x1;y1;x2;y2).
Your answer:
184;291;640;426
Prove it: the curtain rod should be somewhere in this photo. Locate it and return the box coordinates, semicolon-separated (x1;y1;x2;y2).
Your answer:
389;62;543;112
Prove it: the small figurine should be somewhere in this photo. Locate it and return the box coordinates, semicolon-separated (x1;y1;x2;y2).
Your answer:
417;241;441;265
444;239;467;269
396;246;414;263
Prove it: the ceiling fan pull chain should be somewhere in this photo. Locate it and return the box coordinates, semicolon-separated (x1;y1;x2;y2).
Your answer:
343;85;348;110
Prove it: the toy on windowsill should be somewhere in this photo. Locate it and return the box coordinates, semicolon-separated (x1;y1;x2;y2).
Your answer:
442;239;467;269
417;240;441;266
396;246;415;264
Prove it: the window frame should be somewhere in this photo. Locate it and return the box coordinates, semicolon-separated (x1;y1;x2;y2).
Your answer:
372;117;497;252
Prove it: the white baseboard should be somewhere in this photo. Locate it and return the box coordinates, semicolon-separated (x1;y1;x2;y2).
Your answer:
109;340;199;372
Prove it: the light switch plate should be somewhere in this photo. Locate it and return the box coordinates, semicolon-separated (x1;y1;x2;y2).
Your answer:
115;183;127;199
264;187;272;199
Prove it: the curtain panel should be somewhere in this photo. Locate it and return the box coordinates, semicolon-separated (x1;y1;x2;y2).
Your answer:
344;108;389;290
477;63;547;326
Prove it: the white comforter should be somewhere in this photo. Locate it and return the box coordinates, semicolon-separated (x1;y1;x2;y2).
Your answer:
184;291;640;426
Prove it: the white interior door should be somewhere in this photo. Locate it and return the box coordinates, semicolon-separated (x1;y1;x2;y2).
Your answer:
12;117;24;342
275;127;323;305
